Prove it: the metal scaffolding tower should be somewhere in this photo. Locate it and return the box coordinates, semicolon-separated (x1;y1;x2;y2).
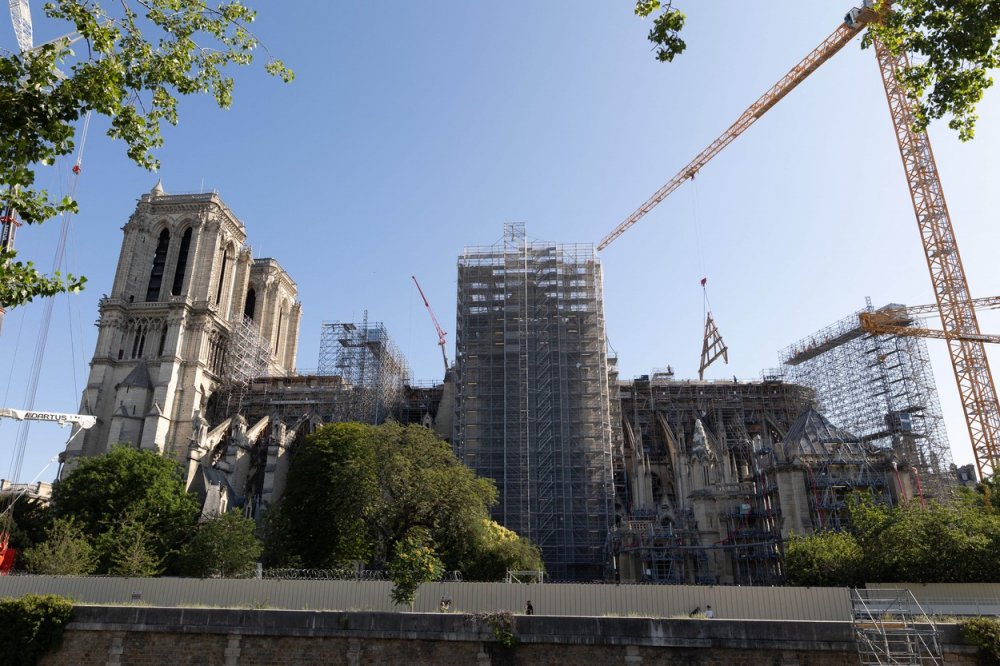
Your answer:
782;301;953;493
318;314;410;425
455;223;615;581
207;315;273;417
226;315;272;386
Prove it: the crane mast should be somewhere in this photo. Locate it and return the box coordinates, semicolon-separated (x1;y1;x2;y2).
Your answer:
411;275;450;375
872;39;1000;480
600;3;1000;479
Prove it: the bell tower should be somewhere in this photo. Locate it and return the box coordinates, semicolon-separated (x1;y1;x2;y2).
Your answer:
63;184;300;467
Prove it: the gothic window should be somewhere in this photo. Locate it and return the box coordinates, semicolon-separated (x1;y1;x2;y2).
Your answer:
274;306;286;354
170;227;193;296
244;287;256;321
215;246;231;305
146;229;170;301
209;331;228;376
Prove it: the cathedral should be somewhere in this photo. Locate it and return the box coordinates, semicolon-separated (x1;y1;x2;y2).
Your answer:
63;184;300;468
59;185;929;583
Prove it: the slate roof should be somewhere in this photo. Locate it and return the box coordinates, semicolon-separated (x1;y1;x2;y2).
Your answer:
783;407;864;458
117;361;153;390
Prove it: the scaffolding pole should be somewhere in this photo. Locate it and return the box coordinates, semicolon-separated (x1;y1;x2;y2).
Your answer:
317;314;410;425
781;301;954;495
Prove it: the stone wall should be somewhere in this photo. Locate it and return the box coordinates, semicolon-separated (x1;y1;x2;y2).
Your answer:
37;606;978;666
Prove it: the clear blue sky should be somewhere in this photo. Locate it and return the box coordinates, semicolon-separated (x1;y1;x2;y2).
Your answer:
2;1;998;484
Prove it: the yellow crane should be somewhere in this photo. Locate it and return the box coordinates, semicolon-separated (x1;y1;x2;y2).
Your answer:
599;3;1000;481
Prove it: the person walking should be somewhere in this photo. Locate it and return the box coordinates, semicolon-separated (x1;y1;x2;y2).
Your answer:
525;600;534;615
705;605;714;618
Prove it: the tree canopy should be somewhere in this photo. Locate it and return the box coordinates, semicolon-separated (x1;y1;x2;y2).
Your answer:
633;1;999;140
177;511;262;578
783;489;1000;585
269;422;543;580
51;446;200;572
1;0;291;309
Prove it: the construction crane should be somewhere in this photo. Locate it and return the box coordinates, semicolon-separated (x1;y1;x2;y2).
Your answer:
858;298;1000;345
411;275;450;375
786;296;1000;367
0;407;96;430
599;3;1000;481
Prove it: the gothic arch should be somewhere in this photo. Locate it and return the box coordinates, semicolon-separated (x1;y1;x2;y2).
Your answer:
243;284;257;321
215;241;236;306
170;225;195;296
145;228;170;301
274;299;290;354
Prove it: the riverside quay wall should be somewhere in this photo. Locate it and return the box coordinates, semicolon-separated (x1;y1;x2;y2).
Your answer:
38;606;980;666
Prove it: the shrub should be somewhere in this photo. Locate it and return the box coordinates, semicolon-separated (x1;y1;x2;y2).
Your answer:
963;617;1000;665
0;594;74;666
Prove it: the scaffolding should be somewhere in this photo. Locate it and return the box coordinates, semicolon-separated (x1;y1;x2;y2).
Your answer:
781;301;953;494
317;314;410;425
208;315;273;416
455;223;615;581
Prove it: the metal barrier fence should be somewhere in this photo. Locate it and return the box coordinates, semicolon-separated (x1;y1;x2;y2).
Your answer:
0;576;852;621
867;583;1000;617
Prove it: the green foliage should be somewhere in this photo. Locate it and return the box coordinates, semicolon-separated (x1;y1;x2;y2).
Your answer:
270;423;501;575
475;610;519;648
52;446;200;574
387;528;444;610
845;492;1000;583
96;508;164;576
0;594;74;666
784;530;863;587
633;1;999;139
270;422;378;567
963;617;1000;665
20;517;96;575
0;0;292;308
0;250;86;311
865;0;1000;140
633;0;686;62
367;423;497;569
462;520;544;582
177;511;263;578
1;497;50;555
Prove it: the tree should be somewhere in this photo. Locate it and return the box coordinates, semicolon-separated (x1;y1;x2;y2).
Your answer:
461;520;544;582
0;0;292;309
270;422;378;568
633;1;1000;140
387;528;444;611
784;530;864;587
19;517;96;575
366;423;497;570
1;497;50;556
845;491;1000;583
51;446;200;573
177;511;263;578
269;422;505;577
97;508;165;576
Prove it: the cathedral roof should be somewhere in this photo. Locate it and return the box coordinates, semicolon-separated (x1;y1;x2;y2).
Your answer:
782;406;863;458
117;362;153;390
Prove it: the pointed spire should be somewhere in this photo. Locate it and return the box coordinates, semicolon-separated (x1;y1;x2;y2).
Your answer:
151;179;165;197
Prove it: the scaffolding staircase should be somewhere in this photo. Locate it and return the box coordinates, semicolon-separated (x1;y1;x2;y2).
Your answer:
851;588;943;665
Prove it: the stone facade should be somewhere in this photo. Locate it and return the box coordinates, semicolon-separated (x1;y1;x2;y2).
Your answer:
36;607;979;666
62;185;300;469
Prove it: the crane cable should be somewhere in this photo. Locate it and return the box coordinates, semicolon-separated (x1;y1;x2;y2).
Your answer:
6;111;91;486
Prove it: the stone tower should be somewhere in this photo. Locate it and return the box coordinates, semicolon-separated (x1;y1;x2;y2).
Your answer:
62;184;300;468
